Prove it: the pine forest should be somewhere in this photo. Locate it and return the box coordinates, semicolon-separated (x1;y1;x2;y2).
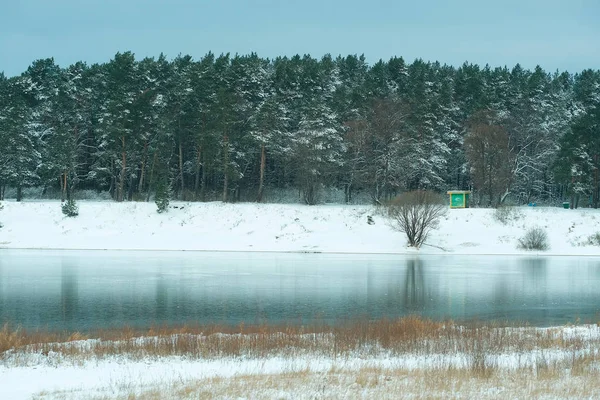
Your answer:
0;52;599;207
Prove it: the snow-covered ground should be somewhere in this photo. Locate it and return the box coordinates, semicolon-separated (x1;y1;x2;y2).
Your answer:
1;200;600;255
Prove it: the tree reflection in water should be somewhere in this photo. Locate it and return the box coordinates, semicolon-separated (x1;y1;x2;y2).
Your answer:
403;258;427;311
60;261;78;323
525;257;548;282
155;270;168;320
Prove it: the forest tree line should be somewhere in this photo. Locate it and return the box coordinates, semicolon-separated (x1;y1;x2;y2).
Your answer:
0;52;599;207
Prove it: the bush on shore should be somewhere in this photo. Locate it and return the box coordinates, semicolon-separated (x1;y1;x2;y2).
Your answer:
518;227;549;251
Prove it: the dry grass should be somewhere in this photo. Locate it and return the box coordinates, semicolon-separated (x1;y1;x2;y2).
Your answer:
8;318;600;400
79;366;600;400
2;317;600;364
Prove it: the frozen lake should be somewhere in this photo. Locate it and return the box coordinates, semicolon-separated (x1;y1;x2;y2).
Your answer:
1;250;600;330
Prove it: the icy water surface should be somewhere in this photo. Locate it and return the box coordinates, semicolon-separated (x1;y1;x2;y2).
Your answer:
1;250;600;330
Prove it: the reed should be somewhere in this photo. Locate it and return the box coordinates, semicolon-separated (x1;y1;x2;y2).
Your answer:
2;317;600;365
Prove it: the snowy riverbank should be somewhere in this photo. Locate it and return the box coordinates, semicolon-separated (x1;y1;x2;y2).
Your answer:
1;200;600;255
2;323;600;400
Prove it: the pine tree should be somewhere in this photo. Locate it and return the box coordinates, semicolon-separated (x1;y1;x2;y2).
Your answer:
1;77;41;201
191;52;219;201
99;52;139;201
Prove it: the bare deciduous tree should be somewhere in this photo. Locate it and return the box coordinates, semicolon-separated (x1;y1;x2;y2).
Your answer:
345;98;412;204
464;110;513;207
387;190;447;248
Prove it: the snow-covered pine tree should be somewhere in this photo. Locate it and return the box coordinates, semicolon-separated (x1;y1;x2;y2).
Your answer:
292;54;344;205
334;54;369;202
1;77;41;201
190;53;219;202
99;52;139;201
555;70;600;208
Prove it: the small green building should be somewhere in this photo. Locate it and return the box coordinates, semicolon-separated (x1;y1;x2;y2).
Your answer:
447;190;471;208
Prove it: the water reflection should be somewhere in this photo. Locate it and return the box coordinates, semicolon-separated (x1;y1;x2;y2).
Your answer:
0;251;599;331
60;262;78;322
525;257;548;281
403;258;427;311
155;270;167;320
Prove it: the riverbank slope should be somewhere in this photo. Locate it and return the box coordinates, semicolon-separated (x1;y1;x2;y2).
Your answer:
1;201;600;255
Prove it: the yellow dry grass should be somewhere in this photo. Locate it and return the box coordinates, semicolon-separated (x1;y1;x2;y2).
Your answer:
2;317;599;363
8;317;598;400
80;366;600;400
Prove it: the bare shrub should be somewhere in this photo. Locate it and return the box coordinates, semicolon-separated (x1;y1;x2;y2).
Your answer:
518;227;549;251
493;205;522;225
586;232;600;246
387;190;447;248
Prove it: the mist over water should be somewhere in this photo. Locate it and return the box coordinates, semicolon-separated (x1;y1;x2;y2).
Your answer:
1;250;599;331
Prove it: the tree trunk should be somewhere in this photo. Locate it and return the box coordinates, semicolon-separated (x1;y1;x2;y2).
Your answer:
487;163;493;207
61;172;67;202
222;135;229;202
200;153;207;202
594;154;599;208
146;152;158;202
16;185;22;202
127;174;134;201
138;140;149;193
178;141;185;200
108;158;115;200
66;174;71;201
570;176;575;209
345;182;352;204
118;136;126;202
194;145;202;201
257;143;266;202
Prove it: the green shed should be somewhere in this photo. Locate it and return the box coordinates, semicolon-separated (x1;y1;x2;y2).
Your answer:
447;191;471;208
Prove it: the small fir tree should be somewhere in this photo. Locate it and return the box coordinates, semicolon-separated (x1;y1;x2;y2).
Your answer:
61;198;79;217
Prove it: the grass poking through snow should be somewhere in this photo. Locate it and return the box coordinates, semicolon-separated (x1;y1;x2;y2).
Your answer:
3;318;600;399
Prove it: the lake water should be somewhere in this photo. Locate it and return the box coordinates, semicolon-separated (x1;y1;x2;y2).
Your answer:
1;250;600;331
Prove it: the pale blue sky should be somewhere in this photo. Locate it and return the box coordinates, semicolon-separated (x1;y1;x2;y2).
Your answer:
1;0;598;76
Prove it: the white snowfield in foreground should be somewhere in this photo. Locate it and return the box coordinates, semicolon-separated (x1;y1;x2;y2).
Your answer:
1;201;600;255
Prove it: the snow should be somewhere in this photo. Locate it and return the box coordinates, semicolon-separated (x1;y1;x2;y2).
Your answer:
0;200;600;255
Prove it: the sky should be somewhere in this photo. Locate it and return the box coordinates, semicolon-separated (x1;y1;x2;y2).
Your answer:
1;0;598;77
